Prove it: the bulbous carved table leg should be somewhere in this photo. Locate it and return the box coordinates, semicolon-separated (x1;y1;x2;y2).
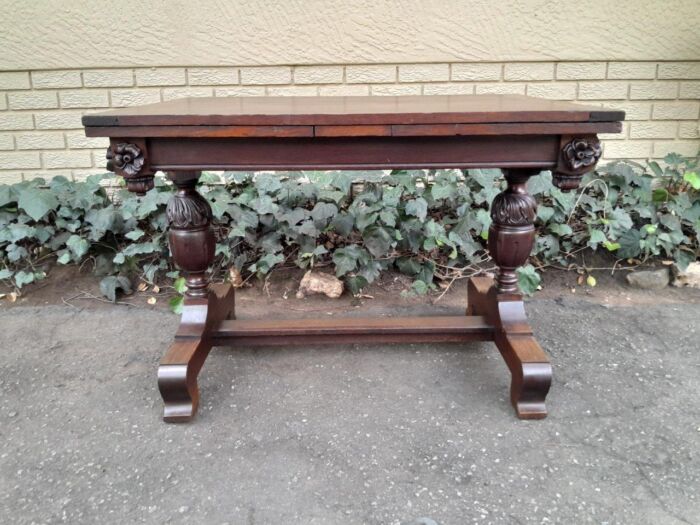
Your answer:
468;168;552;419
157;171;235;422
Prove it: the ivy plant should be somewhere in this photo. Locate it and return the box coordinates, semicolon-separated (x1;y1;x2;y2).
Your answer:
0;153;697;304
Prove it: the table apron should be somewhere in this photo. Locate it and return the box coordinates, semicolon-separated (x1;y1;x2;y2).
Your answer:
145;135;561;171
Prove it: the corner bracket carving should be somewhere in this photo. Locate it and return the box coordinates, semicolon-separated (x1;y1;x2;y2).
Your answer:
562;137;602;172
106;140;154;194
554;135;602;192
106;142;145;176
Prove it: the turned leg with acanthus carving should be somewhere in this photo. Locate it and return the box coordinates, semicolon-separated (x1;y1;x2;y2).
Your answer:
467;168;551;419
156;171;235;422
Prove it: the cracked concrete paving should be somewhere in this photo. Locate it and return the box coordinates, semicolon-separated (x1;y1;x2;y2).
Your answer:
0;297;699;524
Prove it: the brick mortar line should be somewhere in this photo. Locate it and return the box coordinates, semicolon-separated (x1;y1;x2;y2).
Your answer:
0;59;700;80
3;83;699;100
2;59;700;73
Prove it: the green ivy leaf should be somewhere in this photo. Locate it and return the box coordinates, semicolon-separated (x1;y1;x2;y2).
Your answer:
549;224;573;236
354;211;378;231
6;243;28;262
396;257;422;276
378;207;397;227
173;277;188;294
17;187;59;221
652;188;669;203
66;234;89;260
587;229;607;249
333;247;359;276
136;189;169;218
93;254;114;276
362;225;393;258
345;275;368;296
382;185;403;207
683;171;700;190
516;265;541;295
14;270;36;289
330;172;353;193
254;173;283;194
99;275;132;302
0;185;13;207
250;195;279;215
253;252;284;274
405;197;428;221
674;250;695;272
358;260;382;282
7;223;36;242
659;213;681;232
430;182;455;200
526;171;553;195
648;161;663;177
125;229;145;241
617;229;643;258
169;295;185;314
410;280;429;295
310;202;338;224
330;213;354;236
86;205;121;239
664;153;683;166
537;206;555;223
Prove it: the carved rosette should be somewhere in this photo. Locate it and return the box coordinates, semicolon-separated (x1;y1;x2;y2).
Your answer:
562;138;602;171
106;142;154;194
106;142;144;175
554;137;602;191
166;191;212;230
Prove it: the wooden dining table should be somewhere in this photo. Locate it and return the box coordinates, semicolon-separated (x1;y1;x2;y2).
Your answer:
82;94;624;422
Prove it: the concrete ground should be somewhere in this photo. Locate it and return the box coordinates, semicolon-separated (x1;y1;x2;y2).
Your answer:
1;294;699;524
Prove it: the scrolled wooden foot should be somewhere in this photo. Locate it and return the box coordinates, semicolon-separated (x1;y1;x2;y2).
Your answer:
495;334;551;419
158;285;235;423
158;340;211;422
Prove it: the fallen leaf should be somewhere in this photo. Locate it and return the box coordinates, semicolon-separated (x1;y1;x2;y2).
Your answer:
229;267;243;288
577;275;585;285
147;297;157;305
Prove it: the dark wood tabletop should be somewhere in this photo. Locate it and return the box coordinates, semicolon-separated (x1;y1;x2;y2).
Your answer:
83;94;624;128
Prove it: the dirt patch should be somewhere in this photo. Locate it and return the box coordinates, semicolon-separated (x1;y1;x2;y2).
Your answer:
3;252;700;317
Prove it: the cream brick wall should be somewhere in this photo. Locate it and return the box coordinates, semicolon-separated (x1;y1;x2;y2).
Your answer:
0;61;698;184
